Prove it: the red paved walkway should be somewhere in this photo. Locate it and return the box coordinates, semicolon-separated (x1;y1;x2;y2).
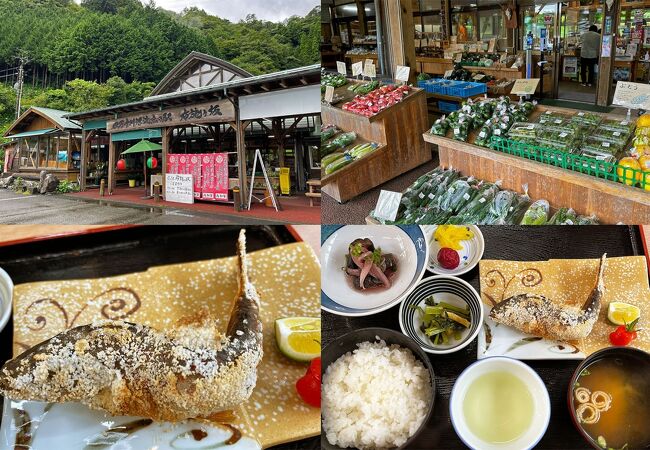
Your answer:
67;187;320;224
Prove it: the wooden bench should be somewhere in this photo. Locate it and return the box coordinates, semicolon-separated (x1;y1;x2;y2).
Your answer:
306;179;321;207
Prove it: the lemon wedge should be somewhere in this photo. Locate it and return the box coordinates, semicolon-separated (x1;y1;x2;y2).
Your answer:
275;317;321;362
607;302;640;326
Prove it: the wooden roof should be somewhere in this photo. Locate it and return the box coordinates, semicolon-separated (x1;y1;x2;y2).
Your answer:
4;106;81;137
149;51;252;96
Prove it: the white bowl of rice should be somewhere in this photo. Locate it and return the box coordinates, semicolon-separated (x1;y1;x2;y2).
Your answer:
322;328;435;450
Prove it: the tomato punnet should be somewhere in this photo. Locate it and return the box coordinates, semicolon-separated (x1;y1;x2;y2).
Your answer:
296;357;321;408
609;318;639;346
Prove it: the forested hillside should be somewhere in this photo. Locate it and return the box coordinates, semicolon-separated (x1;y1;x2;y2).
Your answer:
0;0;319;149
0;0;320;84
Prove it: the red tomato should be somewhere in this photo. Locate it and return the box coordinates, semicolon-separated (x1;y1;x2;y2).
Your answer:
296;358;320;408
609;319;638;346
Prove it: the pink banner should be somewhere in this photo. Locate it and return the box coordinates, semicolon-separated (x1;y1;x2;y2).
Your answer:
167;153;229;203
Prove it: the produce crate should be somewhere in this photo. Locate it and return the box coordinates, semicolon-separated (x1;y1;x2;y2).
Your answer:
446;81;487;97
491;136;649;190
438;100;460;113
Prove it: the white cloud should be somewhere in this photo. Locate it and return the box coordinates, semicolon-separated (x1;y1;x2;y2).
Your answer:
74;0;318;22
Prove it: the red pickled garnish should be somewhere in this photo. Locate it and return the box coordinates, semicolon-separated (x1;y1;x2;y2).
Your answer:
437;247;460;270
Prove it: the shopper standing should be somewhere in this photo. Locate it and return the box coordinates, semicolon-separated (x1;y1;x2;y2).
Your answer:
580;25;600;87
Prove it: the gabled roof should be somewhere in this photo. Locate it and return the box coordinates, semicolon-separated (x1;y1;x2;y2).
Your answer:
67;64;320;120
4;106;81;138
149;51;253;96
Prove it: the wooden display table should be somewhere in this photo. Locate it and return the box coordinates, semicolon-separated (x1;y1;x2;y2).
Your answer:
321;86;432;203
306;179;321;207
422;105;650;224
415;57;525;81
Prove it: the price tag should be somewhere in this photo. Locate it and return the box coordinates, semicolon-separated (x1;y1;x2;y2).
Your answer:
494;129;501;135
479;131;486;138
613;80;650;110
363;63;376;79
510;78;540;96
352;61;363;76
554;119;562;124
444;69;453;78
336;61;347;75
324;85;335;103
374;190;403;222
577;112;585;116
613;131;622;136
559;132;568;138
395;65;411;82
473;74;486;80
603;142;611;148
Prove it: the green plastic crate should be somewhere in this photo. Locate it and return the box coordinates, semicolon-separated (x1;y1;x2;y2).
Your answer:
489;136;649;190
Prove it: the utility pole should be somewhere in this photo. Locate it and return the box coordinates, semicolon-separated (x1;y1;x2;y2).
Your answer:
14;55;29;119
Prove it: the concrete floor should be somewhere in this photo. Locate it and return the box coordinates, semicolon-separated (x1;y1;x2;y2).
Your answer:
557;80;597;103
0;189;275;225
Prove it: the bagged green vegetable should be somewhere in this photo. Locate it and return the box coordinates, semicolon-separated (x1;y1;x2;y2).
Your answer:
481;190;516;225
548;207;578;225
430;117;449;136
577;214;599;225
504;189;531;225
520;199;550;225
322;152;344;167
322;132;356;156
321;125;339;142
448;182;499;223
325;155;353;174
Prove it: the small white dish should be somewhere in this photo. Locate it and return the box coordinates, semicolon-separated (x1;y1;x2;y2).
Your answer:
321;225;428;316
0;267;13;333
422;225;484;276
450;357;551;450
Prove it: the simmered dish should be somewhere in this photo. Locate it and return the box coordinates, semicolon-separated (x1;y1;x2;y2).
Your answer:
344;238;397;291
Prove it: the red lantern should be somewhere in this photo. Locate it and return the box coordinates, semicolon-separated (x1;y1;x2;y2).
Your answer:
116;159;126;170
147;157;158;169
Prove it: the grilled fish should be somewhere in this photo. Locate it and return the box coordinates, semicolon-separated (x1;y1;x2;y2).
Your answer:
489;254;607;341
0;229;263;422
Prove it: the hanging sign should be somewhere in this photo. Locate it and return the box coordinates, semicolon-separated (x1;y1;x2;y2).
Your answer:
165;174;194;204
613;80;650;109
336;61;347;75
510;78;540;95
601;35;612;57
352;61;363;76
563;56;578;77
395;65;411;83
374;190;403;222
201;153;229;202
107;99;235;133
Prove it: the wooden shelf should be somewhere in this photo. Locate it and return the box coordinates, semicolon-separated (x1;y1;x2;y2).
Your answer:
421;103;650;224
321;89;432;203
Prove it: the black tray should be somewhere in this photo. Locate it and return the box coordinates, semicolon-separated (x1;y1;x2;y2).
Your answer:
322;225;646;450
0;225;319;450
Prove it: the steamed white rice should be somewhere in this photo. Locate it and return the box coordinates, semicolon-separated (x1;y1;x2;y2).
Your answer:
322;340;432;450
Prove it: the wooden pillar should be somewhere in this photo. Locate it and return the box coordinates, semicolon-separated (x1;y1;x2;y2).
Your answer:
108;137;115;195
597;0;620;106
384;0;417;83
80;129;87;191
357;0;367;36
162;126;172;199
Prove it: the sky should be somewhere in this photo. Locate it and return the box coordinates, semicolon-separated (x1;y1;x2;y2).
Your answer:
74;0;319;22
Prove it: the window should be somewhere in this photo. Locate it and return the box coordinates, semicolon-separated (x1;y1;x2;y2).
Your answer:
478;9;506;40
58;136;69;170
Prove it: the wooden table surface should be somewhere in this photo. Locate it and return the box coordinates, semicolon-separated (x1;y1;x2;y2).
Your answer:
322;225;646;450
0;225;319;450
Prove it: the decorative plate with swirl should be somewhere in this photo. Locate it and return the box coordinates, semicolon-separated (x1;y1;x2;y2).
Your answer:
2;242;321;449
477;256;650;360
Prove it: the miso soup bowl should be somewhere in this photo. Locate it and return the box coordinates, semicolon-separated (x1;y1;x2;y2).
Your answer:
568;346;650;449
450;357;551;450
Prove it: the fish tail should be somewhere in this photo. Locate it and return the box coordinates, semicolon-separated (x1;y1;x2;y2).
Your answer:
581;253;607;311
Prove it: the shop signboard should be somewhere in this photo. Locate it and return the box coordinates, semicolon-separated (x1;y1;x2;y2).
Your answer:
510;78;540;96
165;174;194;204
613;80;650;110
107;99;235;133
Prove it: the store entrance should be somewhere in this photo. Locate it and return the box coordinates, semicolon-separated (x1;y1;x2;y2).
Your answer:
553;2;604;103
